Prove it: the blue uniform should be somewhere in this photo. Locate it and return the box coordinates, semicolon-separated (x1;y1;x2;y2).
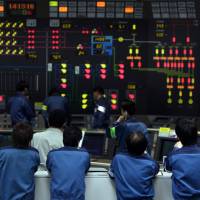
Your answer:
7;93;35;126
42;95;70;126
166;145;200;200
92;96;110;129
47;147;90;200
109;153;159;200
107;117;149;153
0;147;40;200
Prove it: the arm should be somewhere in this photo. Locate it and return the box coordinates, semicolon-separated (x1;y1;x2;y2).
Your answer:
46;152;52;172
24;98;35;120
153;161;160;176
165;155;172;172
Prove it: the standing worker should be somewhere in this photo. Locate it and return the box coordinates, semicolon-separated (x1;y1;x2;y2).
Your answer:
92;86;110;129
42;87;70;127
7;81;35;126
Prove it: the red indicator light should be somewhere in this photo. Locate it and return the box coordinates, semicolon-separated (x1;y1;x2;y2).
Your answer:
85;69;91;74
188;78;191;84
130;61;134;68
84;74;91;79
60;83;67;89
156;61;160;68
183;49;187;55
138;61;142;68
169;48;173;55
189;49;193;56
100;69;107;74
186;36;190;44
100;74;107;79
175;49;179;55
118;69;124;74
111;93;117;99
128;93;135;100
170;77;174;83
181;78;185;84
118;64;125;69
172;36;176;44
192;62;195;69
111;104;117;110
0;96;4;102
118;74;124;80
188;62;191;69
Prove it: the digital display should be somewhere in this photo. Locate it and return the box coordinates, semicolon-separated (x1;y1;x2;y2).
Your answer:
7;2;36;17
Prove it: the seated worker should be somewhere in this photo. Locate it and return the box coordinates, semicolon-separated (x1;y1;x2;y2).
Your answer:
7;80;35;126
92;86;110;129
42;86;70;127
165;118;200;200
109;132;159;200
32;109;67;166
47;126;90;200
107;100;149;153
0;123;40;200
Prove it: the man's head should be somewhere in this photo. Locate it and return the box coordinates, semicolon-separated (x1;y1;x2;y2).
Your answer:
63;126;82;147
12;123;33;148
48;87;60;96
48;109;67;129
175;118;197;146
16;81;29;94
93;86;104;101
121;100;136;118
126;132;147;156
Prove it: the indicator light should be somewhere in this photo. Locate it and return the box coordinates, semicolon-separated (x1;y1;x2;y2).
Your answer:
186;36;190;44
172;36;176;44
96;1;106;8
135;48;139;55
0;96;4;102
125;7;134;14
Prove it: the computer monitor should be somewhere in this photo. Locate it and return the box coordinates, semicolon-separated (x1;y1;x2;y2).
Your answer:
81;131;106;157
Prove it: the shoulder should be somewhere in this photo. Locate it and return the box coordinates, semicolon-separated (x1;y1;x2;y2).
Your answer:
33;130;47;139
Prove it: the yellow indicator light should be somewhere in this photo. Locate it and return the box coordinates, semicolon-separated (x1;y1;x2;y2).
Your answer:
167;98;173;104
135;48;139;55
189;91;193;97
111;99;117;104
0;31;4;36
12;32;17;37
188;99;193;105
178;99;183;104
82;104;88;109
118;37;124;42
18;22;24;28
0;49;4;54
192;78;195;84
61;63;67;68
82;94;88;99
129;48;133;55
179;91;183;97
19;49;24;55
6;41;11;46
6;22;11;28
168;91;172;97
0;40;4;45
6;32;11;37
161;48;165;55
132;24;136;30
12;49;17;55
61;69;67;74
6;49;10;55
100;64;106;68
155;49;159;55
49;1;58;7
85;63;91;68
177;78;180;84
166;77;170;84
82;99;88;104
61;78;67;83
12;41;17;46
0;22;4;28
61;93;66;97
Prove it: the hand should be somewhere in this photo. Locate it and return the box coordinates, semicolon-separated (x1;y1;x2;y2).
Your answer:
117;115;126;123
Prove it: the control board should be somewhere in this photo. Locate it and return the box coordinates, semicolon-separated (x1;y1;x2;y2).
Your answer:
0;0;199;115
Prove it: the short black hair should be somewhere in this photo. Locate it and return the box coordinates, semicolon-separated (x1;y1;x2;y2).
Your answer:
63;126;82;147
12;123;33;148
121;100;136;116
48;109;67;128
126;132;147;156
16;80;29;92
93;86;104;95
48;87;59;96
175;118;197;146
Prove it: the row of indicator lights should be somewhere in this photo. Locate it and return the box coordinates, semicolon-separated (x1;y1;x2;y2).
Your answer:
110;92;118;110
27;29;35;49
99;64;107;80
166;77;195;86
155;48;194;56
0;31;18;37
171;36;191;44
0;48;24;55
0;22;24;28
115;64;125;80
81;93;88;110
155;61;195;69
84;63;92;80
49;1;135;14
0;40;17;46
51;29;60;50
60;63;68;95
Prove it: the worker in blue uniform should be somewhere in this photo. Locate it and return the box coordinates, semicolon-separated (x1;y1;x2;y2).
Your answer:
109;132;159;200
107;100;149;153
47;126;90;200
92;86;110;129
165;118;200;200
0;123;40;200
7;80;35;126
42;87;70;127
